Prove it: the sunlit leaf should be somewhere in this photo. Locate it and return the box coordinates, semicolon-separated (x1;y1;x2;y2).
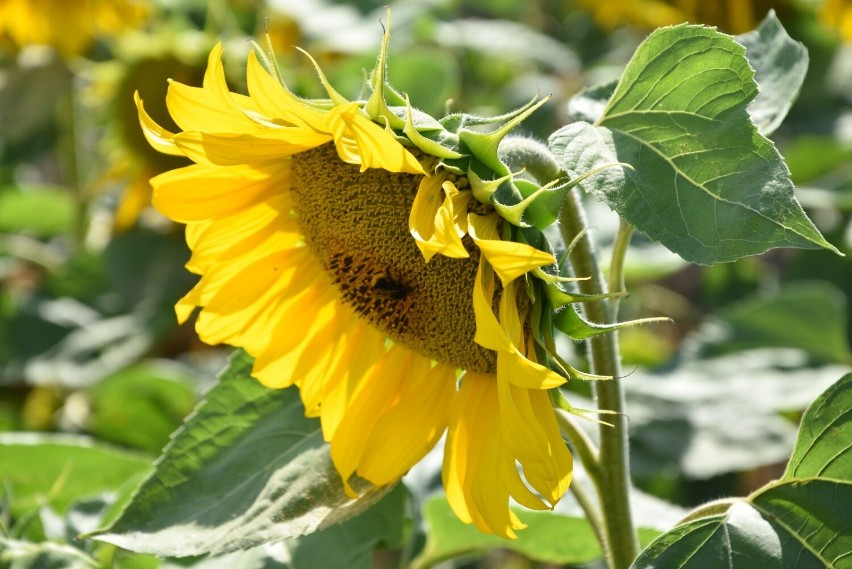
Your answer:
0;538;98;569
94;351;397;557
550;24;837;265
0;433;150;518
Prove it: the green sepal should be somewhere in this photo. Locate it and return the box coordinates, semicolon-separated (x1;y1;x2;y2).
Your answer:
364;9;406;130
529;293;612;381
295;46;349;107
402;96;464;159
457;95;550;176
553;303;670;340
468;166;513;204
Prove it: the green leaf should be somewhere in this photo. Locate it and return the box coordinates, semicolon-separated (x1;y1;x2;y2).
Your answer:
785;371;851;479
280;485;406;569
627;351;849;479
94;351;394;557
0;433;151;518
566;12;807;136
411;497;603;568
631;373;852;568
0;186;75;238
734;11;808;136
0;538;98;569
413;495;665;569
693;281;851;365
87;360;198;454
550;24;838;265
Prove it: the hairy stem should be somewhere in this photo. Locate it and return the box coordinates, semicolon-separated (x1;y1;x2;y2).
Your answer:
559;189;638;569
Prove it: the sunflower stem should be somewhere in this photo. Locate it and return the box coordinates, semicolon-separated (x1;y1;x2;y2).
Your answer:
558;189;638;569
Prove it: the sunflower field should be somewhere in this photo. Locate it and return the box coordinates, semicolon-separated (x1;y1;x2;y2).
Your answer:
1;1;850;568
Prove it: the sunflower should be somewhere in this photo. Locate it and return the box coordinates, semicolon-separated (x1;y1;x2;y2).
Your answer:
0;0;150;57
135;17;588;538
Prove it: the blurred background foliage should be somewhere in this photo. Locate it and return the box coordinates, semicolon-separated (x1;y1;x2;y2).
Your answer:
0;0;849;567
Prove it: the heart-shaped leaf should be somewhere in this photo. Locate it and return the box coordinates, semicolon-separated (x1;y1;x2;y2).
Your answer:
551;24;838;265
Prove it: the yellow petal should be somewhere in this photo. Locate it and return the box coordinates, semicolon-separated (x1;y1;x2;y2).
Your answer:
409;177;471;261
358;361;456;485
151;162;289;222
473;260;566;390
172;129;332;167
134;92;183;156
245;51;330;132
332;348;452;487
443;372;527;539
326;102;426;175
165;45;259;134
468;213;555;285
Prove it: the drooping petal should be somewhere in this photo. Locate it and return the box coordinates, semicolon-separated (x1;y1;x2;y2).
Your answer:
331;350;455;489
468;213;555;284
325;102;426;175
134;93;183;156
472;259;566;390
443;372;527;539
409;177;471;261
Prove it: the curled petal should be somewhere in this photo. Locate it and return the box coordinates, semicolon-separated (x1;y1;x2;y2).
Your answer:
468;213;555;285
326;102;426;175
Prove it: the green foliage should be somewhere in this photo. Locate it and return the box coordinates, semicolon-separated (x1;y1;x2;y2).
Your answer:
95;351;399;557
551;22;837;265
1;2;849;568
631;373;852;568
692;281;851;364
0;433;151;519
0;186;76;238
412;497;604;568
86;361;198;454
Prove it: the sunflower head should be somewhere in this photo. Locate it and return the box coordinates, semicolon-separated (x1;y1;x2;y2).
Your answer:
135;11;590;539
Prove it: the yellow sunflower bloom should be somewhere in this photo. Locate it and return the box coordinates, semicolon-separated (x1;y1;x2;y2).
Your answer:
136;19;575;539
0;0;150;56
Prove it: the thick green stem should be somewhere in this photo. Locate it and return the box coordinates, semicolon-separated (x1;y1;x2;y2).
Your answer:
559;190;638;569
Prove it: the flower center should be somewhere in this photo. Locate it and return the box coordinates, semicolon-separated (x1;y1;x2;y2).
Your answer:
290;143;496;373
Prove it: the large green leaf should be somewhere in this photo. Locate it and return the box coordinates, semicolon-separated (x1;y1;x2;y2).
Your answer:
94;351;394;557
566;12;807;137
0;433;151;518
631;373;852;568
550;24;837;265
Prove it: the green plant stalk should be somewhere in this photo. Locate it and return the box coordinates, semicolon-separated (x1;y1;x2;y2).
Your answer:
559;189;639;569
